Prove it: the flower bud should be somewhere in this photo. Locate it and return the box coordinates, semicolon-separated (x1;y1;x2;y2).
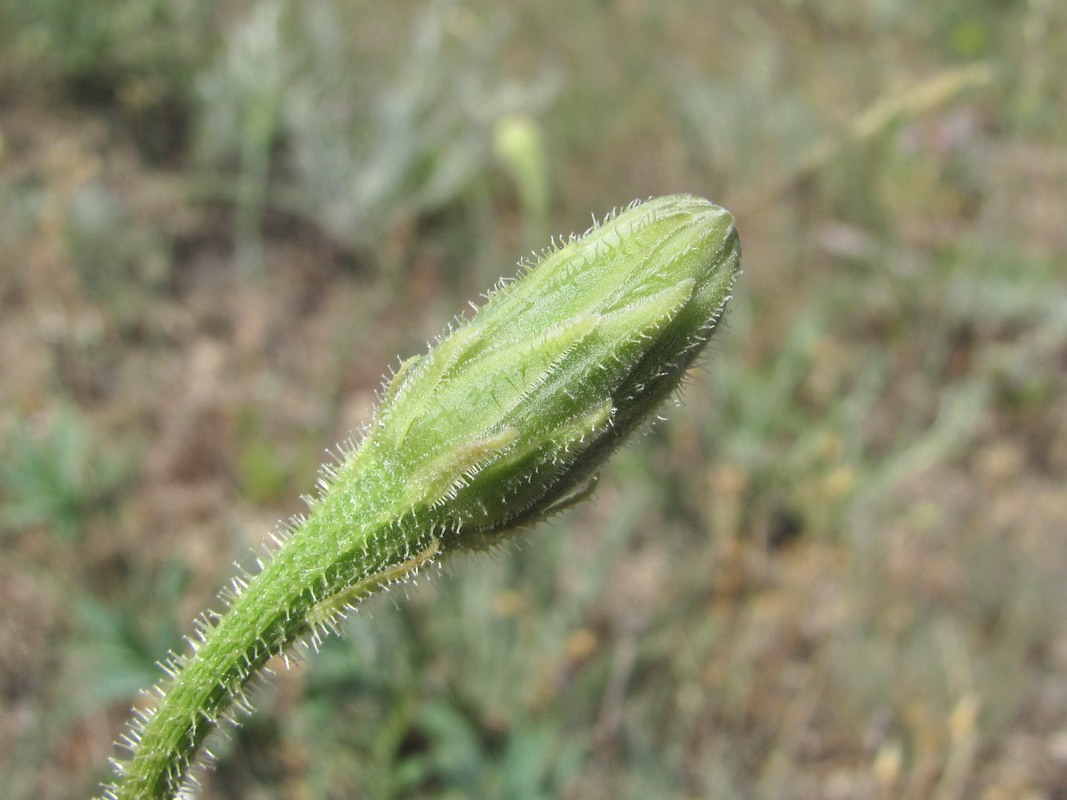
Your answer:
368;194;741;548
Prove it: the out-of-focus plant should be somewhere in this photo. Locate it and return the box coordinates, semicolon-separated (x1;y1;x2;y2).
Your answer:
64;564;191;718
1;407;127;540
195;0;558;272
1;0;208;89
0;0;214;160
195;0;289;279
494;114;552;243
681;47;993;224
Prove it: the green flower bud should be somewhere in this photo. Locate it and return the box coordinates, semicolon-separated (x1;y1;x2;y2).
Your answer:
101;194;740;800
375;193;740;547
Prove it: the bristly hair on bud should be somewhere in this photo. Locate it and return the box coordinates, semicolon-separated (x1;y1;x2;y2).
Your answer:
98;194;741;800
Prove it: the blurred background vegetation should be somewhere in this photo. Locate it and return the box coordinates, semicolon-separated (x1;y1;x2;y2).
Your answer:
1;1;1065;798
